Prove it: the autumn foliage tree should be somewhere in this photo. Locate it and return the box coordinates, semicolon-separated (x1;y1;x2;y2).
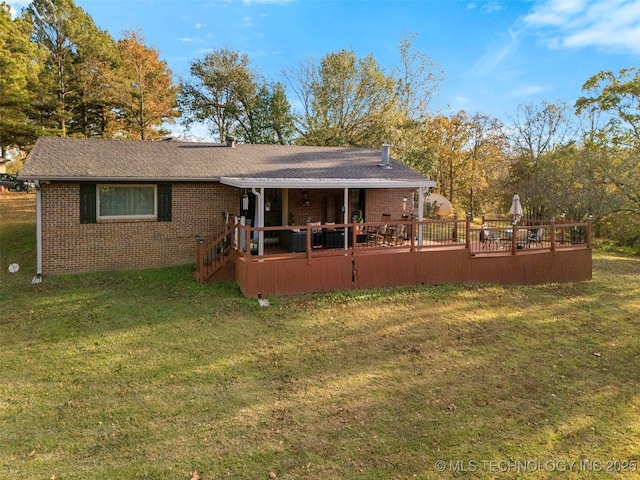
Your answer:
117;30;178;140
576;68;640;249
14;0;178;141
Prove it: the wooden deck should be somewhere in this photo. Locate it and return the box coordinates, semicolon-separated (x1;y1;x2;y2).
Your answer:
197;219;593;297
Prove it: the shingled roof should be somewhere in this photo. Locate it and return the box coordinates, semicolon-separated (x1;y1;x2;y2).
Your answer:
20;137;435;189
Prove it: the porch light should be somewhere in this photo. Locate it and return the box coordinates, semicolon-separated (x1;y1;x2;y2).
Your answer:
265;200;271;212
242;190;249;212
402;196;408;212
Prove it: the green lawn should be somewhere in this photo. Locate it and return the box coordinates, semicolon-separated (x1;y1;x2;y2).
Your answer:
1;193;639;479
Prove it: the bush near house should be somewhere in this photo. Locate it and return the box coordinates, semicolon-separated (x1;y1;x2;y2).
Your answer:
1;192;639;479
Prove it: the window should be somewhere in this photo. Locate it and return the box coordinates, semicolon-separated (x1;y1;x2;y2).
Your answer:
97;185;157;220
80;183;172;224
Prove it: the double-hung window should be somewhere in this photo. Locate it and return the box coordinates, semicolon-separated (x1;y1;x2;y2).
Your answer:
97;184;157;220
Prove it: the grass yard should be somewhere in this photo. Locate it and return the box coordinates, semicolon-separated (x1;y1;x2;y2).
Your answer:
1;192;639;479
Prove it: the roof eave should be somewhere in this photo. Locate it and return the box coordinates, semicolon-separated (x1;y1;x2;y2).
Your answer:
220;177;436;189
18;176;221;183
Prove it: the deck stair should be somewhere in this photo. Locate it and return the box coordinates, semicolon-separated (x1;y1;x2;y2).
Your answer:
195;220;236;283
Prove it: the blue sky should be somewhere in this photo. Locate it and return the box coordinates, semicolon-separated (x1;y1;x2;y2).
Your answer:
8;0;640;139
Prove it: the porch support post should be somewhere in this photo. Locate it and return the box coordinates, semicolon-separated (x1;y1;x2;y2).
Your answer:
343;187;349;250
417;187;425;246
252;187;264;257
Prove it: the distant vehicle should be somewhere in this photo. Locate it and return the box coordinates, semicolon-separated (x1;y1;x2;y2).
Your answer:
0;173;28;192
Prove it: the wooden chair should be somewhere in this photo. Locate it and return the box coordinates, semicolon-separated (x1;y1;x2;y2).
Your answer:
387;223;406;245
367;213;391;246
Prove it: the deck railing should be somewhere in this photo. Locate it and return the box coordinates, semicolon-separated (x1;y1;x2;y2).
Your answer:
194;219;235;283
195;216;591;282
468;220;591;255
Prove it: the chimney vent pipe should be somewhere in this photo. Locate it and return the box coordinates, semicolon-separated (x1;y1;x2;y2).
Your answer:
379;143;392;169
225;135;236;148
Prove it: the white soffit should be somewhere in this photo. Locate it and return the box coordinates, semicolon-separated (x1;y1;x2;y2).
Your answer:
220;177;436;189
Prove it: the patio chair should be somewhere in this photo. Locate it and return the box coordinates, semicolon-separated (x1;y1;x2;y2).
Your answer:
367;213;391;246
527;227;543;246
515;228;530;249
481;224;499;249
309;221;324;248
387;223;406;246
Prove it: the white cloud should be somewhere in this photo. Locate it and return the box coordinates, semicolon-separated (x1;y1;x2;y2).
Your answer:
5;0;31;18
242;0;293;4
508;84;548;97
178;37;194;43
523;0;640;54
467;0;503;13
471;28;520;76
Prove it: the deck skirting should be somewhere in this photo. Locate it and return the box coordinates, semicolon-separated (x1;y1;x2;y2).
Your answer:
234;247;592;297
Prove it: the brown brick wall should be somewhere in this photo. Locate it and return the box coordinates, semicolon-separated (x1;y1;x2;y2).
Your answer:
40;183;417;275
41;182;238;275
365;188;417;221
286;188;416;225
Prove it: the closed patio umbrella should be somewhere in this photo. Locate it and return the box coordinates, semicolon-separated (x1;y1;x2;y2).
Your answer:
509;194;523;222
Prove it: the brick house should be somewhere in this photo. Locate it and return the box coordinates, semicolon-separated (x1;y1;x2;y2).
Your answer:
20;137;435;279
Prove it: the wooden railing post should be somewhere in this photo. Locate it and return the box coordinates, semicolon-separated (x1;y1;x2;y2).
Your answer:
411;217;416;251
352;220;358;254
511;221;517;255
587;215;593;249
550;220;556;254
245;225;251;255
465;212;471;252
306;224;312;265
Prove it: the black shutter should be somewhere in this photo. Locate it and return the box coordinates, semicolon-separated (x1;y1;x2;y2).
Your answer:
157;183;172;222
79;183;97;224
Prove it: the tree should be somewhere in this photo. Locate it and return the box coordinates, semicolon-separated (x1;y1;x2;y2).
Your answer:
0;2;41;156
386;33;444;170
506;101;577;219
576;68;640;249
393;31;443;122
117;30;178;140
68;24;121;138
178;47;294;144
24;0;102;137
285;49;397;147
467;114;508;216
576;68;640;212
420;112;475;208
251;82;295;144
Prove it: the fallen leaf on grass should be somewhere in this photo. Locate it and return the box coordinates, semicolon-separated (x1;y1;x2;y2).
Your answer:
593;352;601;357
190;471;201;480
269;471;277;478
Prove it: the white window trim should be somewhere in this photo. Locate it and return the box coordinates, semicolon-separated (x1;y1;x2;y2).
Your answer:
97;184;158;221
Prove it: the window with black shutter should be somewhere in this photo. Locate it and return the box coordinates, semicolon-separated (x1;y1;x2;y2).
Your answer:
157;183;172;222
79;183;97;224
80;183;172;223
